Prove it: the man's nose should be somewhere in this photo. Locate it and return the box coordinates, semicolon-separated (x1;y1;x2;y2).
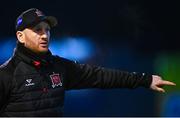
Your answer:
41;30;49;39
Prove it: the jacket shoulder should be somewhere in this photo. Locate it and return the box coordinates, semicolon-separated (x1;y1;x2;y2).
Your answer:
0;56;21;77
0;58;13;74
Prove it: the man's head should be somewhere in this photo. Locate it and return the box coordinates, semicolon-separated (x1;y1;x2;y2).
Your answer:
15;8;58;54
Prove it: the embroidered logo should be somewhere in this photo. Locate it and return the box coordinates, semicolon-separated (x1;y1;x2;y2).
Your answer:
50;73;62;88
25;79;35;87
35;9;44;17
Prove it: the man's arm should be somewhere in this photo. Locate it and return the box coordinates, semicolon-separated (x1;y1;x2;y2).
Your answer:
0;66;13;112
0;71;7;111
64;60;152;90
57;57;176;92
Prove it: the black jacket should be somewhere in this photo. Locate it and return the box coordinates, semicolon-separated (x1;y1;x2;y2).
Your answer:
0;43;152;116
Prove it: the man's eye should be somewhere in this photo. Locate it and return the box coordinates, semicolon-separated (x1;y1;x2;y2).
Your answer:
35;28;42;32
46;28;50;31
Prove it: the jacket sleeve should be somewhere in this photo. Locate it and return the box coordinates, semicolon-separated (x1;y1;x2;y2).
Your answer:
0;68;12;112
0;75;4;110
64;60;152;90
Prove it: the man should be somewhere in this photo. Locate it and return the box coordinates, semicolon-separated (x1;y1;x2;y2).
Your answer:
0;8;176;116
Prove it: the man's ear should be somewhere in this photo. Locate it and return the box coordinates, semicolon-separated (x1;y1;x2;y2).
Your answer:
16;31;25;43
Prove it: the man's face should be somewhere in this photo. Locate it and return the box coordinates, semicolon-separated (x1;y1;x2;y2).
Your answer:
22;21;50;53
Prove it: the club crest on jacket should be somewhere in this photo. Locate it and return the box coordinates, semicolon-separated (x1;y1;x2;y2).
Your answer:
50;73;62;88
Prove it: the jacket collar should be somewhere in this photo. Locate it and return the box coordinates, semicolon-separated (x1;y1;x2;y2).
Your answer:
14;42;53;67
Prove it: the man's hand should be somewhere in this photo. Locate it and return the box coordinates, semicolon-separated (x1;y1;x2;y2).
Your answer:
150;75;176;93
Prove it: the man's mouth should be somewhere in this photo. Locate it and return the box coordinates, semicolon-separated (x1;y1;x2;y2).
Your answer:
40;42;48;47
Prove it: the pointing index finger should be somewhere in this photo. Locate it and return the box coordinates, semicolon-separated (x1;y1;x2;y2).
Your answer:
162;80;176;86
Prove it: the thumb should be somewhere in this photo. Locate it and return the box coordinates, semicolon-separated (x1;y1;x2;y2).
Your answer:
156;87;165;93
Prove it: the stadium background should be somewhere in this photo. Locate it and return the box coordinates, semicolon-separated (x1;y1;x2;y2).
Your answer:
0;0;179;116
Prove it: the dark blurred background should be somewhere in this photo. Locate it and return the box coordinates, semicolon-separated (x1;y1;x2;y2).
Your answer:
0;0;180;116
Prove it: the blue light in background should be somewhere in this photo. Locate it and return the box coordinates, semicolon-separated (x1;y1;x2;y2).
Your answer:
0;37;95;63
49;37;95;61
162;92;180;116
0;38;16;63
